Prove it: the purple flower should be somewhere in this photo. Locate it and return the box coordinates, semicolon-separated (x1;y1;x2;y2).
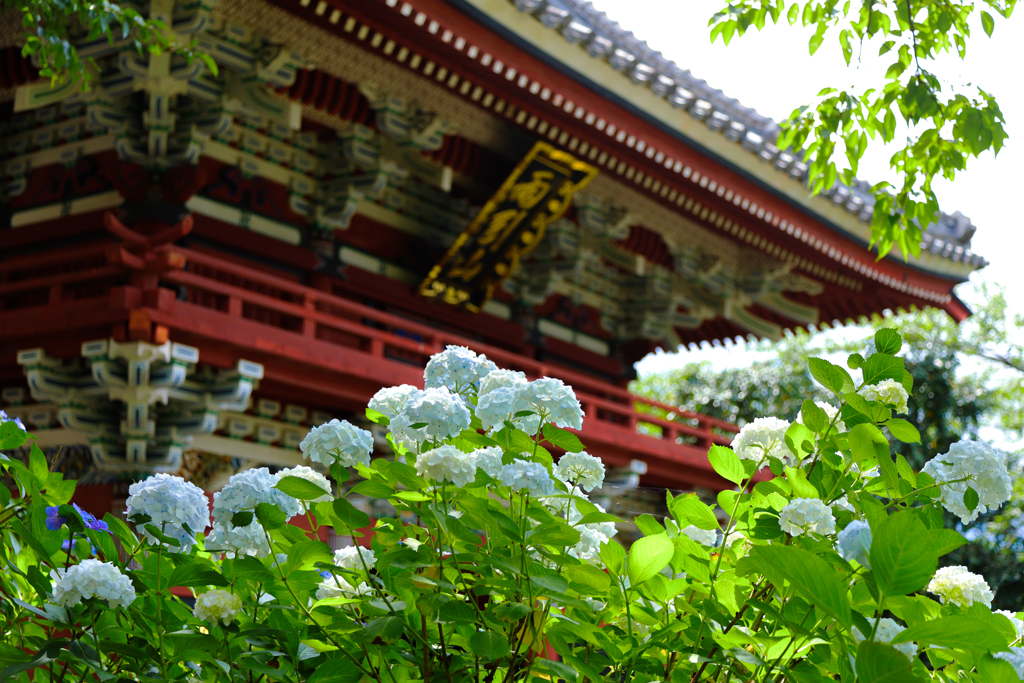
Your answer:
0;410;24;430
45;504;109;533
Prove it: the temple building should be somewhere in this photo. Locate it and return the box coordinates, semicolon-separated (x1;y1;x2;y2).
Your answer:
0;0;983;525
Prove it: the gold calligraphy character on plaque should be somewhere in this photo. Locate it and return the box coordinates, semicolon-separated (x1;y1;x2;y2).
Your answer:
478;208;528;251
446;246;487;283
508;171;555;210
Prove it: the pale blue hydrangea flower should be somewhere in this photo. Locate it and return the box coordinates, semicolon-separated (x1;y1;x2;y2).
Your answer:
333;545;376;571
415;444;478;488
389;387;471;450
476;385;541;435
730;417;795;465
853;618;917;660
472;446;504;479
552;452;605;491
680;525;717;547
0;409;25;431
300;419;373;468
275;465;332;513
836;520;872;568
922;439;1012;524
50;559;136;609
424;345;498;395
207;468;302;558
778;498;836;537
368;384;419;421
514;378;584;432
499;459;555;497
126;473;210;552
858;379;910;414
478;369;527;396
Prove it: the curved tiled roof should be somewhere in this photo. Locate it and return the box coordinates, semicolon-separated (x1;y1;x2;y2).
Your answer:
509;0;985;269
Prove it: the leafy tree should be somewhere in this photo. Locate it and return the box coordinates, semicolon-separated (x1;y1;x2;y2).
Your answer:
709;0;1015;258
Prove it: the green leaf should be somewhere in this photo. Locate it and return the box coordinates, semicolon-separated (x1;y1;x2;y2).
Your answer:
749;544;851;627
981;10;995;37
963;486;980;512
808;358;854;394
29;445;49;486
929;528;966;556
226;556;277;583
168;564;229;588
978;655;1023;683
600;539;626;576
306;657;363;683
870;511;938;597
332;497;370;531
849;423;899;495
671;495;719;530
274;476;331;501
469;630;508;660
0;420;28;450
254;503;286;530
627;533;675;586
231;511;254;527
892;615;1011;654
564;564;611;593
9;518;57;565
349;479;393;499
861;354;905;386
287;540;333;571
800;399;828;434
707;445;744;485
874;329;902;355
365;408;389;425
855;641;920;683
785;423;815;462
785;466;819;499
885;419;920;443
543;424;585;452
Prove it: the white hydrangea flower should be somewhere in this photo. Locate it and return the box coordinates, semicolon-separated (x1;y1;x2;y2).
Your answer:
50;559;136;609
680;525;718;547
208;468;302;558
853;618;917;660
472;446;505;478
778;498;836;537
275;465;332;513
368;384;419;421
424;345;498;395
514;378;584;431
569;524;612;562
333;545;376;572
927;566;994;608
415;444;478;488
126;473;210;552
859;379;910;414
389;387;471;450
300;419;373;468
193;590;242;626
475;385;541;435
498;459;555;497
837;520;872;568
731;417;795;465
996;610;1024;641
832;496;855;513
315;575;372;601
478;369;527;396
921;440;1012;524
796;401;847;434
995;647;1024;679
553;452;605;492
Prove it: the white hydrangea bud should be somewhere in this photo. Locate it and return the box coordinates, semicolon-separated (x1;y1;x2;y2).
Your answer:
680;525;718;547
478;369;527;397
472;446;505;478
498;459;555;497
415;444;478;488
368;384;419;421
837;520;872;568
552;452;605;492
731;417;796;465
927;565;993;608
300;419;373;468
853;618;917;660
275;465;332;513
424;345;498;395
389;387;471;450
795;401;846;433
922;440;1012;524
193;590;242;626
126;473;210;552
50;559;136;609
858;379;910;414
778;498;836;537
995;647;1024;678
333;545;376;571
208;468;302;558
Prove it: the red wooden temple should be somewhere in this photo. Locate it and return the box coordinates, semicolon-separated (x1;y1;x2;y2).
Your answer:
0;0;983;515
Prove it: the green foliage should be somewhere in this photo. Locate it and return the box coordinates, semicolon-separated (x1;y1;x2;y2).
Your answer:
709;0;1015;258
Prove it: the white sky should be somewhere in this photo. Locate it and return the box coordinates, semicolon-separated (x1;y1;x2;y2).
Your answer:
579;0;1024;374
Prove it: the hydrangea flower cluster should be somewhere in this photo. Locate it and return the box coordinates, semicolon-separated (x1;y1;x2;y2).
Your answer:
126;474;210;552
514;378;584;431
837;520;872;568
921;440;1012;524
45;503;109;533
207;468;302;557
368;384;419;421
499;459;555;497
731;417;795;465
415;444;479;488
300;419;373;468
853;618;917;660
778;498;836;537
858;379;910;414
472;446;504;479
552;452;605;492
315;575;372;601
276;465;332;512
546;489;618;562
334;545;376;571
796;401;846;433
478;369;527;396
0;409;25;430
389;387;471;450
50;559;136;609
424;345;497;395
193;590;242;626
680;525;718;547
476;385;537;434
927;565;994;608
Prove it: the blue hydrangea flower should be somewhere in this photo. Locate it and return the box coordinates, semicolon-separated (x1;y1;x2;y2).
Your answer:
0;410;25;431
45;504;109;533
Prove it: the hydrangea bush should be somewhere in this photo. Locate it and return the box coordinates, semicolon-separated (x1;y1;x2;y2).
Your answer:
1;332;1022;683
